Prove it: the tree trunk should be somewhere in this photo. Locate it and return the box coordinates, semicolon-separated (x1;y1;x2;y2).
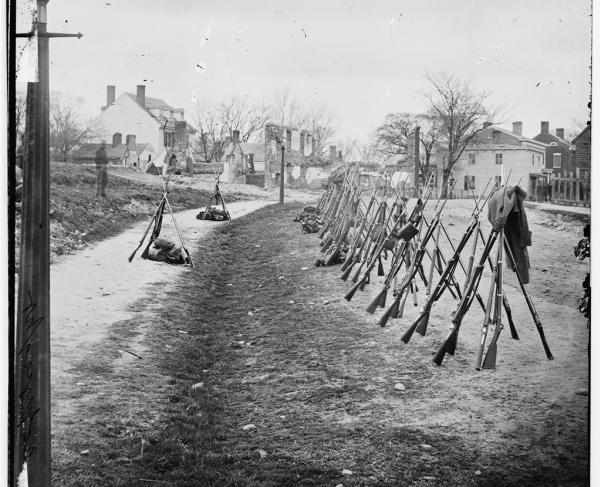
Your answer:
441;167;452;198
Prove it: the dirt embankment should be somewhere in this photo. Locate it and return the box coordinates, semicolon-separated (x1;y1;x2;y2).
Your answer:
51;199;589;486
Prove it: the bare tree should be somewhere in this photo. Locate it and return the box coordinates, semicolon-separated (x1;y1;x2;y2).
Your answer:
270;87;301;127
416;112;443;178
358;140;381;165
372;111;441;175
302;103;337;157
50;93;95;161
373;112;415;156
191;100;226;162
220;95;267;143
424;72;496;192
266;88;337;157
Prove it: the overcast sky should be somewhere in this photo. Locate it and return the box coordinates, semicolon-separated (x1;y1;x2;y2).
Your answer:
17;0;592;144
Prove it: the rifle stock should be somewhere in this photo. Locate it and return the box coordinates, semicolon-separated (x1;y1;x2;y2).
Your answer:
504;296;519;340
378;296;398;327
366;287;387;314
340;249;355;272
340;256;357;280
475;257;498;370
414;308;430;336
345;278;363;301
401;309;429;343
433;327;458;366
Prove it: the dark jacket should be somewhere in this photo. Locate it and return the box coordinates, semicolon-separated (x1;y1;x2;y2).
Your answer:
94;146;108;167
487;185;532;284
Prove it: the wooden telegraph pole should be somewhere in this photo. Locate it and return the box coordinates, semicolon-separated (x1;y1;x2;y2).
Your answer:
413;126;421;191
279;143;285;205
13;2;81;485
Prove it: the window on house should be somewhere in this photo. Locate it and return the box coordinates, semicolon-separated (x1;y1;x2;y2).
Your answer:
553;153;562;168
468;153;476;165
492;130;500;144
495;153;503;165
464;175;476;190
532;153;535;166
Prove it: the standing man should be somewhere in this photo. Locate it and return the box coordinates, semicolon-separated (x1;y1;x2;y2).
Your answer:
95;140;108;198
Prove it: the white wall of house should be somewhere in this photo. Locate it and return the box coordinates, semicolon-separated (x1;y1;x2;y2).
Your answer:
94;94;162;151
453;145;546;197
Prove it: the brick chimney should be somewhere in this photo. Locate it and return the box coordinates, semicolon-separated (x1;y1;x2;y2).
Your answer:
232;129;240;144
541;121;549;135
112;132;122;147
136;85;146;107
107;85;116;106
483;121;493;128
512;121;523;136
556;128;565;139
126;134;137;149
329;145;337;160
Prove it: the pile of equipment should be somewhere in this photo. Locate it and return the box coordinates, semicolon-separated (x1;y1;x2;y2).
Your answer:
128;172;193;266
197;170;230;221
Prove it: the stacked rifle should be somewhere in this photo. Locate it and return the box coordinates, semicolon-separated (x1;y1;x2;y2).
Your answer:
302;168;554;370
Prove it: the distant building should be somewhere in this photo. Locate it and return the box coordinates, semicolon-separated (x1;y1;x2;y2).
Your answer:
452;122;547;200
572;125;591;178
93;84;196;166
532;121;575;176
223;123;341;188
70;132;156;167
224;132;266;172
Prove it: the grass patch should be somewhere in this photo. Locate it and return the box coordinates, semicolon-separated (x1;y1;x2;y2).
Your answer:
52;203;588;486
16;161;248;260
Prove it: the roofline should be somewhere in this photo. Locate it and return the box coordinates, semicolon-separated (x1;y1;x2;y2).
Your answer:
479;125;549;148
572;125;590;143
110;93;162;126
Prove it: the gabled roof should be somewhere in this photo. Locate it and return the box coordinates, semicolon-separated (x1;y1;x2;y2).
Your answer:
572;125;591;144
71;143;127;160
135;143;156;154
533;131;573;149
473;125;547;148
124;92;171;110
121;93;196;132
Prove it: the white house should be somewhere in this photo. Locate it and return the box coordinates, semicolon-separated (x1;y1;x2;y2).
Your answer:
452;122;548;199
93;85;196;165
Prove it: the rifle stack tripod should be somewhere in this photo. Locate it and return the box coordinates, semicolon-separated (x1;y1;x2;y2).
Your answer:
197;169;230;221
306;166;553;370
128;171;194;266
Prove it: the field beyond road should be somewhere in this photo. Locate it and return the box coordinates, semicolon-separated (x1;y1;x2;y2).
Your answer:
51;199;589;486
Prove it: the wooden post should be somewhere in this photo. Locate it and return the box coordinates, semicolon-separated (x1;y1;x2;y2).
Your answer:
13;1;51;485
279;144;285;205
14;81;51;485
414;126;420;191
